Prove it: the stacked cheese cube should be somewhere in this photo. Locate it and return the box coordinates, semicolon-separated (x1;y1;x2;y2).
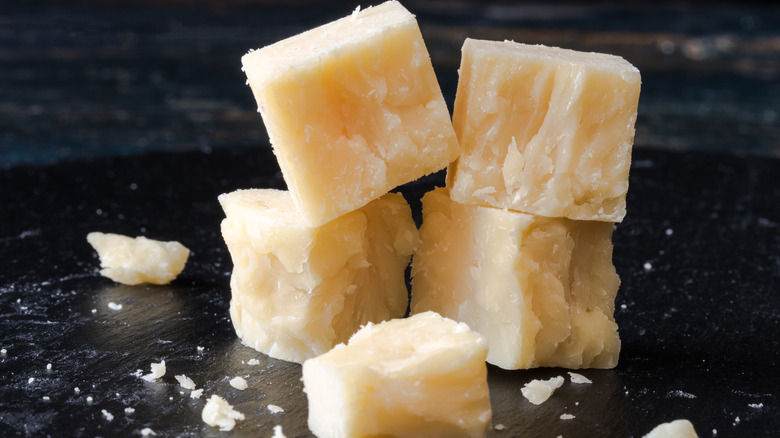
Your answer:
221;1;459;364
411;39;641;370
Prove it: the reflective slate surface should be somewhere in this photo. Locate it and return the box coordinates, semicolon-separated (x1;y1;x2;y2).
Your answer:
1;147;778;437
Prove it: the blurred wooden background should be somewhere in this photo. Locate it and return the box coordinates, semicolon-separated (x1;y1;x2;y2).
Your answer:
1;0;778;168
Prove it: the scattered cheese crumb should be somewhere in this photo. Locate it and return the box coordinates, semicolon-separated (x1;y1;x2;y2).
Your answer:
665;228;674;236
125;407;135;414
91;308;97;314
643;419;699;438
86;396;94;403
568;372;592;384
28;377;35;384
247;358;260;366
494;424;505;431
267;404;284;414
102;409;114;421
46;363;52;370
197;346;205;353
749;403;764;409
175;374;196;390
74;387;80;394
521;376;564;405
42;396;50;401
733;416;740;425
560;413;575;420
271;425;286;438
140;428;156;436
230;376;248;390
202;394;245;431
108;302;123;311
644;262;653;271
191;389;204;399
142;360;166;382
0;348;6;355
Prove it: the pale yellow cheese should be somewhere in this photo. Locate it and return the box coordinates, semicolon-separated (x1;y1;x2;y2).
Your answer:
242;1;459;227
86;232;189;285
302;311;492;438
202;394;245;432
411;187;620;370
643;419;699;438
447;38;641;222
219;189;419;364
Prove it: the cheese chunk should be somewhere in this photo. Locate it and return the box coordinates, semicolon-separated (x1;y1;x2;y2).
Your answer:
202;394;245;432
447;39;641;222
643;419;699;438
219;189;419;364
86;232;189;285
411;188;620;370
302;311;492;438
242;1;459;227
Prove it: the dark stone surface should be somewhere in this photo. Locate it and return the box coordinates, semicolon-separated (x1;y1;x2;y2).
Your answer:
1;146;778;437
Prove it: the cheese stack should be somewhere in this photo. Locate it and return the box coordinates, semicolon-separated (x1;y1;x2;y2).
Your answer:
411;39;641;369
221;1;458;363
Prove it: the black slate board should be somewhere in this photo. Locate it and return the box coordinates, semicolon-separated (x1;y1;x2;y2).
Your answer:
1;147;779;437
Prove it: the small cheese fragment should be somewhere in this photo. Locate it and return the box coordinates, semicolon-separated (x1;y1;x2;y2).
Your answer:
242;1;459;227
87;232;189;285
141;360;166;382
568;371;592;384
267;404;284;414
302;311;492;438
229;376;248;390
175;374;196;390
411;188;621;370
643;419;699;438
521;376;564;405
202;395;245;432
271;425;286;438
220;189;419;363
447;38;641;222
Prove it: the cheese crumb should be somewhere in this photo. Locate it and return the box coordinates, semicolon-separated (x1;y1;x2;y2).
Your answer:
568;372;592;384
230;376;248;390
749;403;764;409
560;413;575;420
46;363;52;370
267;404;284;414
0;348;6;355
247;358;260;366
271;425;286;438
74;387;80;394
87;232;190;285
175;374;196;390
102;409;114;421
125;407;135;414
142;360;166;382
643;419;699;438
202;394;245;431
644;262;653;271
108;302;123;311
28;377;35;384
140;428;156;436
42;396;50;401
521;376;564;405
86;396;94;403
494;424;505;430
197;346;205;353
190;389;204;399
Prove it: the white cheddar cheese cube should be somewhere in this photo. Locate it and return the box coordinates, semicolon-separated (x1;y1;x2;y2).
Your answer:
302;311;492;438
447;38;641;222
219;189;419;364
411;188;620;370
242;1;459;227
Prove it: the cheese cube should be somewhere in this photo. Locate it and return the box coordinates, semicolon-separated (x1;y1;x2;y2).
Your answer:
302;311;492;438
219;189;419;364
447;38;641;222
411;188;620;370
242;1;459;227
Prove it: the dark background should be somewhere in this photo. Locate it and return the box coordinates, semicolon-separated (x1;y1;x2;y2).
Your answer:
1;0;779;167
1;1;779;437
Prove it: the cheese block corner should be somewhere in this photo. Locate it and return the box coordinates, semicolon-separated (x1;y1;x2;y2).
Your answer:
242;1;459;227
447;38;641;222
